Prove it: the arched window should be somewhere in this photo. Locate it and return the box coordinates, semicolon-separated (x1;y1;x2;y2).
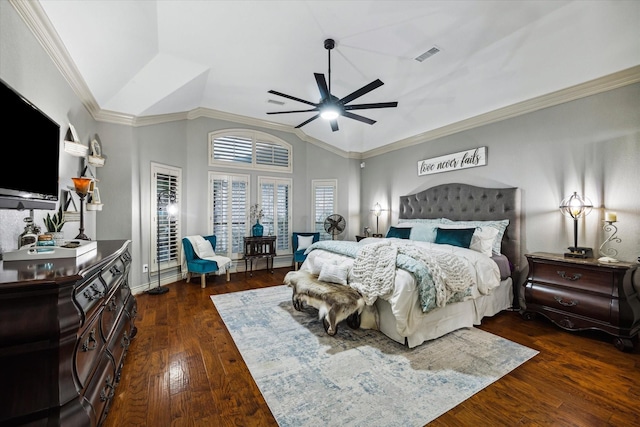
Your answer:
208;129;292;173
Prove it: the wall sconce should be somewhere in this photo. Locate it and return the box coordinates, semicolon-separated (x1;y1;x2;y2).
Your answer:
147;190;177;295
71;177;92;240
370;202;387;237
559;191;593;258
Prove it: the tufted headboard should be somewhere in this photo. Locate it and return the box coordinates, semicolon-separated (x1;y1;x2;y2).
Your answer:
399;183;522;271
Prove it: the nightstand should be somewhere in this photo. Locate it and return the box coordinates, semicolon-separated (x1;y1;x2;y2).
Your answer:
522;252;640;351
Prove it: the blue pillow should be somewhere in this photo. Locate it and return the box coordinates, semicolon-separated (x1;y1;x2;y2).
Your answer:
435;227;475;248
386;226;412;239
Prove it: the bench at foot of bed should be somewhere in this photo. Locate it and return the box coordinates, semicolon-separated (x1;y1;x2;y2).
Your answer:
284;270;365;336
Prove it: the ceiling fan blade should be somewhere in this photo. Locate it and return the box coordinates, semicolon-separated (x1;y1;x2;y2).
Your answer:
314;73;330;101
268;90;317;107
344;101;398;110
267;108;318;115
295;114;320;128
330;119;339;132
339;79;384;105
342;111;376;125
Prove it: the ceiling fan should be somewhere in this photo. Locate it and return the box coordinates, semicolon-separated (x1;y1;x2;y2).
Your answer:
267;39;398;132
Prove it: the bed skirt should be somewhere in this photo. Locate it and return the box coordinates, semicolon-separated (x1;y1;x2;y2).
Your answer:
376;278;513;348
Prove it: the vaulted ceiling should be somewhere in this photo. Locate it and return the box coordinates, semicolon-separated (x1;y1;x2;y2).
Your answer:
27;0;640;155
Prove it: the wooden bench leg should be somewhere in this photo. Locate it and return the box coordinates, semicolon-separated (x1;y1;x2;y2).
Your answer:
201;274;206;289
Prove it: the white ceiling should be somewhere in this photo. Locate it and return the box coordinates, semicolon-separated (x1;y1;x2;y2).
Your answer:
35;0;640;154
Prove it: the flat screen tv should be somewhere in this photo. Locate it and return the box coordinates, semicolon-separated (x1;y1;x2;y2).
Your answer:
0;78;60;210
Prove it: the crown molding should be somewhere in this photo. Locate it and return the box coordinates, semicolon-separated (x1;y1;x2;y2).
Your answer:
14;0;637;161
361;65;640;159
10;0;101;115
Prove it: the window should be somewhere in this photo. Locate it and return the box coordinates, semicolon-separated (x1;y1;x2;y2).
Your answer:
258;177;292;254
151;163;182;273
209;172;250;259
312;179;337;240
209;129;292;172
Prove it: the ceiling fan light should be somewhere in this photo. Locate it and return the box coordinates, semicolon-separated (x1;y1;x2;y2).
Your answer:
320;106;340;120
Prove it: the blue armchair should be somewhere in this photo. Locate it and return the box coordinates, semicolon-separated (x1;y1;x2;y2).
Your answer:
182;235;231;288
292;232;320;270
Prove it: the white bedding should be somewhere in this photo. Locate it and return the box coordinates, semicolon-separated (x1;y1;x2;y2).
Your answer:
301;237;510;347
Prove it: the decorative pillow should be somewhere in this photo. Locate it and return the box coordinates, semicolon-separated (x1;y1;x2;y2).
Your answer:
408;223;439;243
318;262;349;285
297;234;315;251
195;238;216;258
310;257;331;276
385;226;412;239
438;224;499;257
441;219;509;255
435;227;476;249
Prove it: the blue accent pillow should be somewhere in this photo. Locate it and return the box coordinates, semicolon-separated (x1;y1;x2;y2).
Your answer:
386;226;412;239
435;227;476;248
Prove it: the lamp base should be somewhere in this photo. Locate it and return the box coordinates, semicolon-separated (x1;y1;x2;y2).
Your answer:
146;286;169;295
75;233;90;240
564;247;593;259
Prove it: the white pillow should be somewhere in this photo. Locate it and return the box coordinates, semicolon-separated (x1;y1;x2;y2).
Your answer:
297;234;315;251
441;219;509;255
318;262;349;285
438;224;498;257
195;238;216;258
310;257;332;276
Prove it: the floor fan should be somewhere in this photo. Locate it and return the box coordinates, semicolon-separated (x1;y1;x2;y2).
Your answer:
324;214;346;240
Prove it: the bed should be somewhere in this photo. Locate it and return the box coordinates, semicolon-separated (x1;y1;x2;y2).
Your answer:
299;183;521;348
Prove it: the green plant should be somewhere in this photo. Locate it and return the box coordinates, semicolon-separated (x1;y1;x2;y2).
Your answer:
44;204;65;232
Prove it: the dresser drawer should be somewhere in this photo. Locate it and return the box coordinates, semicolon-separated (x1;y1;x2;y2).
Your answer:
75;272;107;323
526;282;612;323
531;262;614;295
100;292;124;343
84;352;117;427
100;257;126;294
75;315;106;389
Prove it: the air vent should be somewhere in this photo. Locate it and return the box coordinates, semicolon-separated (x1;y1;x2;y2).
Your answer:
267;99;285;105
415;46;440;62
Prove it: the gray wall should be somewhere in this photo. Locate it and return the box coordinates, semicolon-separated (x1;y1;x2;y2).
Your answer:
2;1;638;296
361;84;640;271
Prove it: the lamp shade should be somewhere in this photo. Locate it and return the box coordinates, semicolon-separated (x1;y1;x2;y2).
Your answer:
71;177;92;195
559;192;592;219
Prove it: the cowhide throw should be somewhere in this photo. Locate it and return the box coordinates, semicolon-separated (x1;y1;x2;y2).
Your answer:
284;270;365;336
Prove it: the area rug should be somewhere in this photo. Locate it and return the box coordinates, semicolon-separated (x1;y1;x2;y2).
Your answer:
211;285;538;427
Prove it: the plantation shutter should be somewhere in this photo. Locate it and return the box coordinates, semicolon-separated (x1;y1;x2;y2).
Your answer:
212;134;253;164
313;180;337;240
258;177;292;253
151;163;182;273
211;173;249;257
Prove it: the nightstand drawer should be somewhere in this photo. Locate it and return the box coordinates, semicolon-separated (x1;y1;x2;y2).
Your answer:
531;262;613;295
526;283;612;322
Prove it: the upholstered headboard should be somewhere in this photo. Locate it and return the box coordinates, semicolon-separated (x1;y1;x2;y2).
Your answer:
399;183;522;271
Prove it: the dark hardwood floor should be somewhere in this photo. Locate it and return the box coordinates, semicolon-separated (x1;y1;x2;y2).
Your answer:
104;267;640;427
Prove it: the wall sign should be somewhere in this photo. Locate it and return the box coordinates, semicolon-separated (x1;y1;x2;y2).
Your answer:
417;146;487;176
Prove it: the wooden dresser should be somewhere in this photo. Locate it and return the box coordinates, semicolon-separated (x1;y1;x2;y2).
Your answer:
0;240;136;426
522;252;640;351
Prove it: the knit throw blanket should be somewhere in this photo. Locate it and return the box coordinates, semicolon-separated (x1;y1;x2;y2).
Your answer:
307;240;474;312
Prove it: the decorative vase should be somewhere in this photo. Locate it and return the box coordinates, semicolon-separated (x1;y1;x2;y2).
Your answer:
252;220;263;237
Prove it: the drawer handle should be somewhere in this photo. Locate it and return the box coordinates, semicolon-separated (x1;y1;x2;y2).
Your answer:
110;266;123;276
121;330;131;349
554;296;578;307
557;271;582;281
82;328;98;351
100;375;116;402
107;297;118;312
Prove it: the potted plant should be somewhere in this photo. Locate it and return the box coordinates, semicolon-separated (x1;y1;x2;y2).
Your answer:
44;204;65;245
